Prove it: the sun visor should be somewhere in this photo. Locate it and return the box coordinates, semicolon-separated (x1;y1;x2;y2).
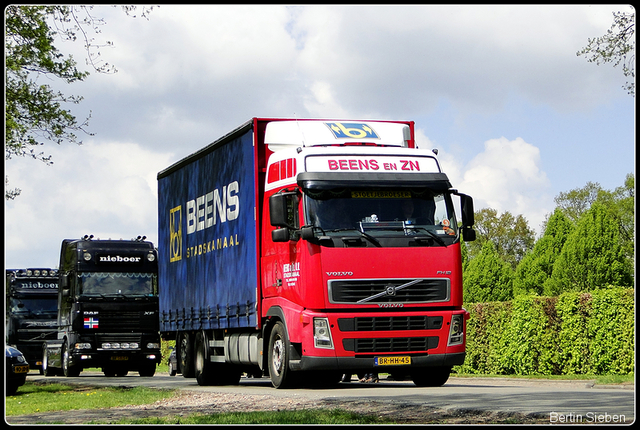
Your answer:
297;172;452;190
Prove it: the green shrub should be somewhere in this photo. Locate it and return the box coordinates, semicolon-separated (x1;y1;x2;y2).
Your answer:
458;287;634;376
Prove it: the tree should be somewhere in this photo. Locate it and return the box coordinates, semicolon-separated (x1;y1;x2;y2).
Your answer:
464;241;514;303
466;208;535;270
544;202;633;295
513;208;574;296
553;181;603;224
5;5;153;200
577;9;635;96
554;174;634;265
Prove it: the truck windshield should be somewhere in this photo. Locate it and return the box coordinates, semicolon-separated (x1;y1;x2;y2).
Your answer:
9;297;58;316
78;272;158;297
304;188;458;240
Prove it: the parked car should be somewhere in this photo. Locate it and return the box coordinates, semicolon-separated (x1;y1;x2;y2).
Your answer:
6;345;30;395
168;348;179;376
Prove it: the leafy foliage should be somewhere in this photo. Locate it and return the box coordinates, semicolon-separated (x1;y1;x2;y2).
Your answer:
545;202;633;295
463;241;514;303
577;9;635;96
457;288;634;376
466;208;535;270
513;209;573;296
4;5;153;200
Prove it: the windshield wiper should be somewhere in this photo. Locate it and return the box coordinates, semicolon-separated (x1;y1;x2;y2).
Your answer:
409;227;447;246
326;228;382;247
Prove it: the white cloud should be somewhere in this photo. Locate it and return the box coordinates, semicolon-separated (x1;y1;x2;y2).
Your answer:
5;141;175;268
434;136;553;234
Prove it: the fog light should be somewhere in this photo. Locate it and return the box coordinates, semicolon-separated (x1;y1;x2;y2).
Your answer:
313;317;334;349
146;354;157;360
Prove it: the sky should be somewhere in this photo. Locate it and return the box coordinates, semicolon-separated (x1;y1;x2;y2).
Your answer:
4;4;635;269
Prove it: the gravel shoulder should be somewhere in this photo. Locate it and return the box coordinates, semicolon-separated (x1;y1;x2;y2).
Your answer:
6;389;549;424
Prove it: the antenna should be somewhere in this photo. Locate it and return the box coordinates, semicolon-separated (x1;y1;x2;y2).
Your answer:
294;113;306;147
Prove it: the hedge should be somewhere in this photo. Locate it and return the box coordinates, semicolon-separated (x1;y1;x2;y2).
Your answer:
455;287;634;376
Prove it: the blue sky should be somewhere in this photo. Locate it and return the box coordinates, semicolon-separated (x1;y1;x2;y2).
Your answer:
5;5;635;269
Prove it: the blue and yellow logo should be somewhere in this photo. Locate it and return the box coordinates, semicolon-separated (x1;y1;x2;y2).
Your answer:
169;206;182;262
325;122;379;139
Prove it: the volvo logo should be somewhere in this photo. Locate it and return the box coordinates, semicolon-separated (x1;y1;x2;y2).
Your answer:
357;279;422;304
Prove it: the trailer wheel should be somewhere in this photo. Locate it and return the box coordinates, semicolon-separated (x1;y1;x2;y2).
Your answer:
177;331;195;378
195;330;214;385
410;366;451;387
195;331;241;386
268;321;297;389
62;341;81;377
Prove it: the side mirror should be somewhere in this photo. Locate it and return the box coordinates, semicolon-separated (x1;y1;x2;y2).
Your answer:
60;274;69;290
272;228;291;242
454;192;477;242
463;227;476;242
460;194;475;228
300;225;316;241
269;193;289;228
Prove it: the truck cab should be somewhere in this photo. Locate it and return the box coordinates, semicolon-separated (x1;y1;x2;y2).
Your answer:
43;236;161;377
6;269;59;372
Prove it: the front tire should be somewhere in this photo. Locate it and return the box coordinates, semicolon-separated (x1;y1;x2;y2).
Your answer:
62;341;81;377
411;366;451;387
42;345;55;377
268;321;297;389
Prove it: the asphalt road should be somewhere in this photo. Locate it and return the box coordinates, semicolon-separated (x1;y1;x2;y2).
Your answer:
27;372;635;424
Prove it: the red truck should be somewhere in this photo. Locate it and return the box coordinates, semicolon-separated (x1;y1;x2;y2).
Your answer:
157;118;476;388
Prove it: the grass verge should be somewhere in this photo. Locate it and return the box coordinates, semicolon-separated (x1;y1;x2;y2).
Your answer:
5;381;178;416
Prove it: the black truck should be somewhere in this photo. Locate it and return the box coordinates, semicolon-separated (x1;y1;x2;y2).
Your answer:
6;268;59;372
42;236;161;377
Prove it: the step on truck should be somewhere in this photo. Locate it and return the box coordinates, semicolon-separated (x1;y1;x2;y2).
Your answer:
42;236;161;377
6;268;59;373
157;118;476;388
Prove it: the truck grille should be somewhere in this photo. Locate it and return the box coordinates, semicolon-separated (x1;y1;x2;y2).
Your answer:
329;278;449;304
338;316;443;332
93;311;156;332
343;336;439;353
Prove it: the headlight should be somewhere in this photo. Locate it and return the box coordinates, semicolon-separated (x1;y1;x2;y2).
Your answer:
75;343;92;350
448;314;464;346
313;317;334;349
83;252;92;261
146;343;160;349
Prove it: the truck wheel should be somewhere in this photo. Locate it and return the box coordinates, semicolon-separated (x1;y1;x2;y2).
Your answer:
168;359;177;376
62;342;81;377
410;366;451;387
139;362;156;377
177;332;195;378
42;345;54;377
268;321;297;389
195;330;214;385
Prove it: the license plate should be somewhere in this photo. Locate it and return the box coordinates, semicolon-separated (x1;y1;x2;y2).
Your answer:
374;356;411;366
14;365;29;373
110;356;129;361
